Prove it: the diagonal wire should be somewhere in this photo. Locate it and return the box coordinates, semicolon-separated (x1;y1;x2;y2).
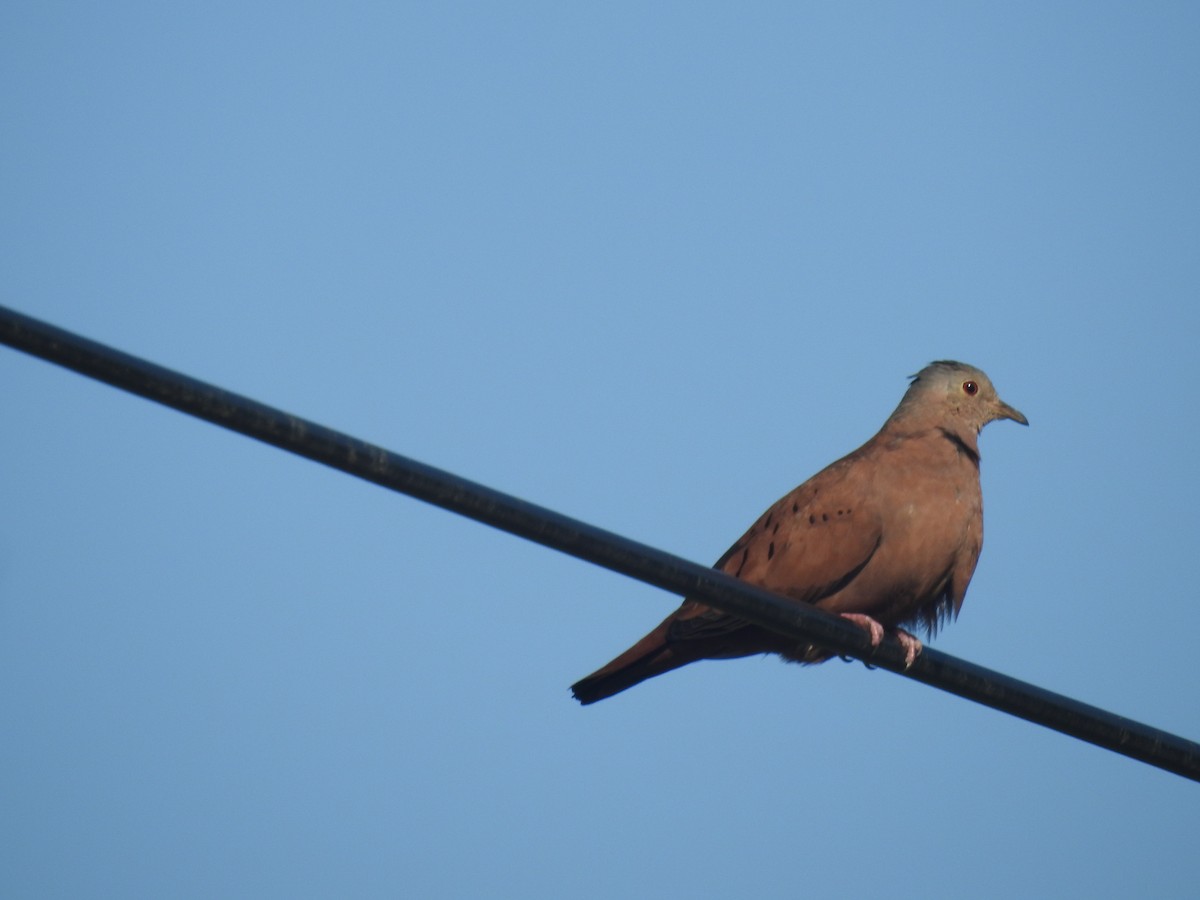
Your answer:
1;303;1197;783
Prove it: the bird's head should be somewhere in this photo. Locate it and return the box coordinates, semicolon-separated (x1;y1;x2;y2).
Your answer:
896;360;1028;437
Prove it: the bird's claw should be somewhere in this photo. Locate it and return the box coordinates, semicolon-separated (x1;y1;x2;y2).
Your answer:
840;614;923;669
894;628;923;669
839;612;884;647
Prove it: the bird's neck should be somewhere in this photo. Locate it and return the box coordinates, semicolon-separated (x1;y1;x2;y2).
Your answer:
880;408;983;464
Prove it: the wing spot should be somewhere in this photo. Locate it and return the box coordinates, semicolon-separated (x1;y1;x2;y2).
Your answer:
808;515;816;525
767;542;775;560
822;513;828;522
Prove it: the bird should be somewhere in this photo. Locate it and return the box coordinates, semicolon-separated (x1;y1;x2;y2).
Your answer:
570;360;1027;705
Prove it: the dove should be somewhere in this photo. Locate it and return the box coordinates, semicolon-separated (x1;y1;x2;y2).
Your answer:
571;360;1026;705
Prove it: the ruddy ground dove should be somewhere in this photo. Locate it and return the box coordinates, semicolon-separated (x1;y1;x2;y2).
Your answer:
571;360;1026;705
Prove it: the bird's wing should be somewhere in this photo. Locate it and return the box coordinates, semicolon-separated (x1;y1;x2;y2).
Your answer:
670;453;885;643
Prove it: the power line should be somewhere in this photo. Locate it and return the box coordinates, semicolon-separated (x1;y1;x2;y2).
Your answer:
2;302;1197;783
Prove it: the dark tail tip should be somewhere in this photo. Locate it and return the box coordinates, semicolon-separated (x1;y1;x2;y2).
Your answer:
569;646;682;705
570;680;606;705
569;673;626;705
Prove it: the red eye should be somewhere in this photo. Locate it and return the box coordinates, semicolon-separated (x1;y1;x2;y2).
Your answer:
962;381;978;396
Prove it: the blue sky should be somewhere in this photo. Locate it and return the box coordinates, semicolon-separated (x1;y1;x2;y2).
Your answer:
2;3;1198;897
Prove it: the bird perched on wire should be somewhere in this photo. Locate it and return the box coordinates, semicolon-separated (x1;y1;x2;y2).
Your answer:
571;360;1026;705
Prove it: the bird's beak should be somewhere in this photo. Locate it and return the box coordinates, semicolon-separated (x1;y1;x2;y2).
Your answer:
994;399;1028;426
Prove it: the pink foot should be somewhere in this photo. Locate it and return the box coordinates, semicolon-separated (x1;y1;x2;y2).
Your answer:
840;613;884;647
839;615;923;669
894;628;923;669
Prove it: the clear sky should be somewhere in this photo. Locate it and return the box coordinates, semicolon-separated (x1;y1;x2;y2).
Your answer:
2;3;1198;898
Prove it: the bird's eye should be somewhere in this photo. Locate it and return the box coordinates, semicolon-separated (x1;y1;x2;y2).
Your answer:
962;381;978;396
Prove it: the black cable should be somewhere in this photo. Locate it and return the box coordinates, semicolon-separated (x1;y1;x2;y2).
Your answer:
2;303;1197;782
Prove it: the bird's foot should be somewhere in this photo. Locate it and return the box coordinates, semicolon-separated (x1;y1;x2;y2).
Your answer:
894;628;923;669
839;614;922;669
839;613;884;647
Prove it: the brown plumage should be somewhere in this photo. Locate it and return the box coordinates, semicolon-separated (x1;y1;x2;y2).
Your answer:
571;360;1027;705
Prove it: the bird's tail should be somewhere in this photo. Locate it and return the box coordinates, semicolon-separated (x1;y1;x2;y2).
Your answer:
570;623;689;705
